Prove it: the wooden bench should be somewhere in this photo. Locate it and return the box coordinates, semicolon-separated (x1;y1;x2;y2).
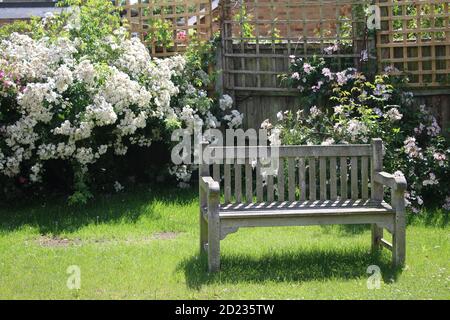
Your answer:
199;138;406;272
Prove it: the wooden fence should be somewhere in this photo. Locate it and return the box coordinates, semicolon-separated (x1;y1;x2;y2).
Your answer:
221;0;374;93
113;0;448;129
376;0;450;88
115;0;213;57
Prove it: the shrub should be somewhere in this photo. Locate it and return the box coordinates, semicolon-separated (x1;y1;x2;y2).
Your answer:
0;0;242;203
268;56;449;212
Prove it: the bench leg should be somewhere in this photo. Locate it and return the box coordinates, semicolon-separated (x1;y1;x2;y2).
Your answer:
392;214;406;267
371;224;383;252
199;211;208;254
208;215;220;273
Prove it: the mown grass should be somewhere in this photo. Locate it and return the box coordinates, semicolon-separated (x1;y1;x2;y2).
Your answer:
0;186;448;299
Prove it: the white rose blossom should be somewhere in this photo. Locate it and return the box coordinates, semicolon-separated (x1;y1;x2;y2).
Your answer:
0;23;244;189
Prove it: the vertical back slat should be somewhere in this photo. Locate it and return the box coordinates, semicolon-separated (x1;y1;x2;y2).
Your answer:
340;157;348;199
277;158;285;202
224;163;231;203
361;156;369;200
329;157;337;200
319;157;327;200
267;174;274;202
245;162;253;203
309;157;317;201
371;138;384;201
235;164;242;203
288;157;296;201
351;156;358;200
213;163;220;183
256;161;263;202
298;158;306;201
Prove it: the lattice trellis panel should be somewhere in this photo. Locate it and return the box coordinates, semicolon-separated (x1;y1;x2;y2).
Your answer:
116;0;213;57
221;0;373;93
376;0;450;88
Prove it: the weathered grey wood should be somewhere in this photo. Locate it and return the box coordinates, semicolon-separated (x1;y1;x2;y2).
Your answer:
199;140;407;272
330;157;337;200
210;145;372;159
381;238;393;251
371;139;384;252
221;199;393;211
220;204;394;218
393;197;406;266
371;224;384;252
351;157;359;200
309;157;317;201
267;174;274;202
361;156;369;200
392;175;407;267
235;164;242;203
319;157;327;200
207;179;221;272
340;157;348;199
371;139;383;201
199;143;210;254
220;226;239;240
288;157;296;201
220;213;394;232
277;158;285;201
373;171;407;191
298;158;306;201
224;163;231;204
256;162;263;202
245;162;253;203
213;163;220;183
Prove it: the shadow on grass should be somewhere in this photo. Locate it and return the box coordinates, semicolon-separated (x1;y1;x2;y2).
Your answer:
0;185;197;234
178;249;402;290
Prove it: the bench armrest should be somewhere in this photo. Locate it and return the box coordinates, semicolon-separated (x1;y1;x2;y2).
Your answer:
373;171;407;193
200;176;220;195
200;176;220;219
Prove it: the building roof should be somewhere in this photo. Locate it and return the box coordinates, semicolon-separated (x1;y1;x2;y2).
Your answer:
0;1;63;19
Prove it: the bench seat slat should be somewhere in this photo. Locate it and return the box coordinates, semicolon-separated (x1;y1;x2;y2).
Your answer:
219;200;393;219
221;199;391;211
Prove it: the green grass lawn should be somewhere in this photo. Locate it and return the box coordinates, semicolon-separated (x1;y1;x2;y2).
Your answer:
0;186;448;299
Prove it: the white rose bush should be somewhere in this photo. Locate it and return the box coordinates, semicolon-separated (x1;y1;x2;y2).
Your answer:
0;0;243;203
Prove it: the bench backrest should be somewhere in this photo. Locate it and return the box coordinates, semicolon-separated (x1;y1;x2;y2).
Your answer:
200;139;383;204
